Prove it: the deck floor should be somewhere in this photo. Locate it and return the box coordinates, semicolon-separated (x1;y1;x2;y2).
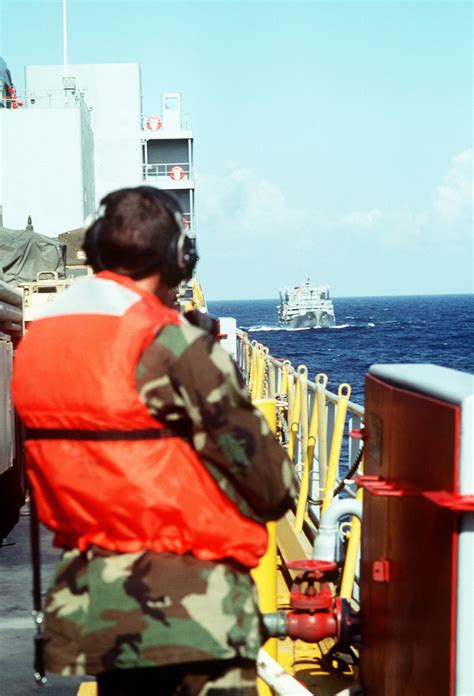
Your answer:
0;507;92;696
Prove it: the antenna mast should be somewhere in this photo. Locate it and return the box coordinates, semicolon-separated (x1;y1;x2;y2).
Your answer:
63;0;68;77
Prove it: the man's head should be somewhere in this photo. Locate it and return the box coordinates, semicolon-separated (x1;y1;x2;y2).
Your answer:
83;186;198;287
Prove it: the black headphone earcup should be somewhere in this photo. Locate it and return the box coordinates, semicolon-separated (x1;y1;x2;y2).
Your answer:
82;219;105;272
181;236;199;281
159;233;198;287
159;233;182;287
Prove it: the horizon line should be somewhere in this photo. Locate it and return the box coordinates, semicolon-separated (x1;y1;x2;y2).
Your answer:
207;291;474;302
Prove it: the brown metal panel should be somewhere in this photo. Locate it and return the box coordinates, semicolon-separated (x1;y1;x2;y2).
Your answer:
361;374;459;696
360;493;390;693
384;497;454;695
389;384;458;493
360;372;392;692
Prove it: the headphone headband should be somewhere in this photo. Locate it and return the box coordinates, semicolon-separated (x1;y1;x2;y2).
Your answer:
82;187;198;285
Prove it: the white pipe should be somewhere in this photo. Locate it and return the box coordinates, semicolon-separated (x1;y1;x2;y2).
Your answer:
257;649;312;695
0;280;23;308
63;0;68;77
312;499;363;562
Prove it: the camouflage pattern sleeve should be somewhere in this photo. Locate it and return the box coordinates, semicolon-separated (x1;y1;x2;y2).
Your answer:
136;322;297;523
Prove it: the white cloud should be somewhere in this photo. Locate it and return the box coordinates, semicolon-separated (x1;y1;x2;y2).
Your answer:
340;208;383;229
195;151;473;298
337;150;473;246
197;166;288;239
341;150;472;241
433;149;473;221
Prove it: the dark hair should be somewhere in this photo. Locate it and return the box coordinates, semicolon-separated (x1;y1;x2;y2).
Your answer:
96;188;179;276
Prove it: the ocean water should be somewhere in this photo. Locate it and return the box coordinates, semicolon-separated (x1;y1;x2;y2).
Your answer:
207;294;474;406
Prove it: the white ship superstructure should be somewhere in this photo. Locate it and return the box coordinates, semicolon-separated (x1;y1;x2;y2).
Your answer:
0;72;96;236
142;92;195;242
278;277;335;328
0;63;195;244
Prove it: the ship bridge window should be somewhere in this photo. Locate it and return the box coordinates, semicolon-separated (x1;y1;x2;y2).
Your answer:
165;96;178;110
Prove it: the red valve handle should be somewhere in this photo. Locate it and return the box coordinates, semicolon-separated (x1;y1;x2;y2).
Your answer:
287;559;337;572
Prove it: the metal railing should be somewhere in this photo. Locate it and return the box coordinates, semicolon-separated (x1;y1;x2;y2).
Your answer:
141;113;191;131
142;162;192;181
1;88;91;125
236;330;365;600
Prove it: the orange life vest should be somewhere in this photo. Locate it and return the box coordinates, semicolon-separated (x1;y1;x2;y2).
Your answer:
12;272;267;567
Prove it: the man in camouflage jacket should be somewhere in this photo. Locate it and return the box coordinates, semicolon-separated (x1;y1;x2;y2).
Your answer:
15;187;295;696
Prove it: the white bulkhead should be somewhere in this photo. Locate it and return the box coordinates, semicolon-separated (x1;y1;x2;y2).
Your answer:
0;62;195;240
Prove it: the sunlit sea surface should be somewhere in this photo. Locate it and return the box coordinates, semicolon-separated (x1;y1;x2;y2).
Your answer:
207;295;474;406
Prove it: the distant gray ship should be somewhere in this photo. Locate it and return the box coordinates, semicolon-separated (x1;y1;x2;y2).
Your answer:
278;277;335;328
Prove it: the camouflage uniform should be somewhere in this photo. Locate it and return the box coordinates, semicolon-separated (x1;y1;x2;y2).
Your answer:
43;321;295;684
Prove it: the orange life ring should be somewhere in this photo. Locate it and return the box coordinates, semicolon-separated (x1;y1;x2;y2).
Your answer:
146;115;162;131
169;165;185;181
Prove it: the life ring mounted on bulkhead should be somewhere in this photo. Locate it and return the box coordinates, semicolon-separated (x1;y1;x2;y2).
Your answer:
146;115;162;131
169;165;185;181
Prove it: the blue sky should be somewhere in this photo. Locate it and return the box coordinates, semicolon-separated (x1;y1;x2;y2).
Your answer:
1;0;472;299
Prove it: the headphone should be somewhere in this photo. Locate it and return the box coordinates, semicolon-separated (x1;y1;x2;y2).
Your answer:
82;186;198;287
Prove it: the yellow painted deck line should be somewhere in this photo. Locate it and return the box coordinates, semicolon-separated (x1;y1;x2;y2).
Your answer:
77;683;97;695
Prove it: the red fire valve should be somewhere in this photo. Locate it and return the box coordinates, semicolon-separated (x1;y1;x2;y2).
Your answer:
285;560;340;642
277;559;360;649
286;610;337;643
287;559;337;576
288;561;336;612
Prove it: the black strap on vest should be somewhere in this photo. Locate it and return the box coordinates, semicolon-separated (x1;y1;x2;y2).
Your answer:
25;427;179;441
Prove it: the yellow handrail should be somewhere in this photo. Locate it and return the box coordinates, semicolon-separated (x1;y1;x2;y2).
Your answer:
261;346;270;399
192;278;206;310
340;484;363;600
249;341;258;398
316;373;329;495
321;383;351;515
268;357;276;399
244;339;250;382
251;398;278;696
293;365;312;532
288;366;305;461
238;332;365;619
280;359;291;397
252;346;262;401
286;369;295;459
298;366;309;465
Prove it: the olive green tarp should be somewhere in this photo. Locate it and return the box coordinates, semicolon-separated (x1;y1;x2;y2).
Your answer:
0;227;66;285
